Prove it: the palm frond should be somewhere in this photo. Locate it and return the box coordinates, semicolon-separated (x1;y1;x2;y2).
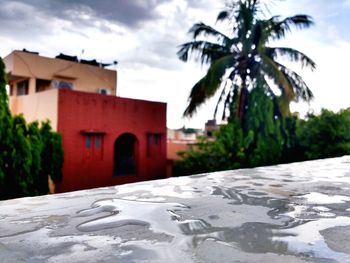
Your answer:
183;77;207;117
189;22;232;44
267;47;316;70
287;15;314;29
184;55;236;117
222;91;232;120
261;54;295;100
214;82;228;120
269;14;314;40
278;63;314;101
177;41;231;65
216;10;230;22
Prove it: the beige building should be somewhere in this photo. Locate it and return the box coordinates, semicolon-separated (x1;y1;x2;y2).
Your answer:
4;50;117;130
5;50;117;97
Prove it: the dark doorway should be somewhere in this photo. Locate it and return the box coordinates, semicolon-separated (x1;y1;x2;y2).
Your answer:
114;133;138;176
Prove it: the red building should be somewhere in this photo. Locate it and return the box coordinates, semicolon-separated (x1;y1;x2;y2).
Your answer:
4;50;167;192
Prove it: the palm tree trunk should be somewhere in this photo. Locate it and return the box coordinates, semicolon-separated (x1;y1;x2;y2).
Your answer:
238;79;248;126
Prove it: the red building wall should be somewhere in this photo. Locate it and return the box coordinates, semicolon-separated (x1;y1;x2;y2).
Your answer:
55;89;167;192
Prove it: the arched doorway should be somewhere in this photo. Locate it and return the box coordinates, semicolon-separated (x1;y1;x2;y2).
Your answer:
114;133;138;176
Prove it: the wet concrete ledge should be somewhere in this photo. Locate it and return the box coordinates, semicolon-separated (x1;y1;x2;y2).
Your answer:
1;156;350;262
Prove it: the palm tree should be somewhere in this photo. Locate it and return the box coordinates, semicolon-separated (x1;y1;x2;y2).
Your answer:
178;0;316;124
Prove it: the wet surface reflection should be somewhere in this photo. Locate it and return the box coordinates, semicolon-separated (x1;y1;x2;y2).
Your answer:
1;156;350;262
75;181;350;262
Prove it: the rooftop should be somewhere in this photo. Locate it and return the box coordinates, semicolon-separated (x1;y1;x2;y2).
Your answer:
21;49;117;68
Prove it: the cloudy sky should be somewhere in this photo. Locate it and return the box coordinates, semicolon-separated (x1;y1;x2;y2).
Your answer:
1;0;350;128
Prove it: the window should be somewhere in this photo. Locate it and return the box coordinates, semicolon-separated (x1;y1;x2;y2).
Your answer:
95;135;101;149
52;80;74;90
147;133;162;157
154;134;160;145
36;79;51;93
83;134;103;161
85;135;91;149
97;88;111;95
17;80;29;96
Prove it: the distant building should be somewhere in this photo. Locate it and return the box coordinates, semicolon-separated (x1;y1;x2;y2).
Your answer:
204;119;221;138
167;128;202;160
4;50;167;193
166;127;203;177
166;120;223;176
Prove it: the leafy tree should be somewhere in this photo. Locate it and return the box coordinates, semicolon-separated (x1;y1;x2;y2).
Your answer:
27;121;44;195
175;105;350;176
0;59;33;198
242;80;284;166
297;109;350;159
0;56;13;191
8;115;33;196
0;57;63;199
40;121;64;189
178;0;315;124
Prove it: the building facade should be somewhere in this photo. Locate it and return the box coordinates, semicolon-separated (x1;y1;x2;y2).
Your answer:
4;50;167;192
5;50;117;98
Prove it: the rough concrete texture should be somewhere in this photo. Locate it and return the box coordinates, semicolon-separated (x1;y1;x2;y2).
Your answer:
1;156;350;262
